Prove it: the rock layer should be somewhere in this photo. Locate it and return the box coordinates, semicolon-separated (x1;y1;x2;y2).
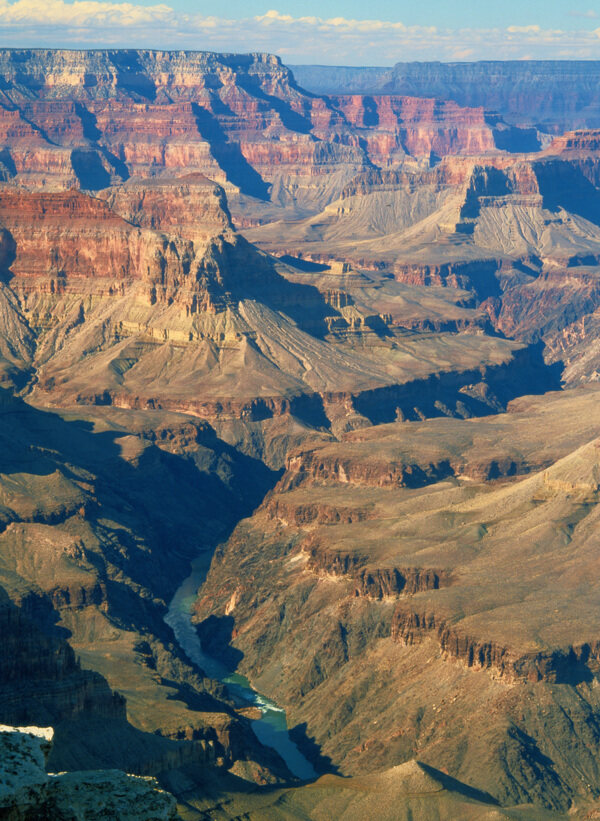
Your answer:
0;49;538;218
291;61;600;133
193;387;600;811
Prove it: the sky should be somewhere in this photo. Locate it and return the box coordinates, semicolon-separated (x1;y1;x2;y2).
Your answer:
1;0;600;64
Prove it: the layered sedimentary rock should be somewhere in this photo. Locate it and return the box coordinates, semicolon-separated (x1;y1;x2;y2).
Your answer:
0;49;539;221
193;387;600;813
328;94;539;164
3;46;600;820
247;139;600;384
291;61;600;133
0;50;357;206
0;587;125;728
0;179;553;470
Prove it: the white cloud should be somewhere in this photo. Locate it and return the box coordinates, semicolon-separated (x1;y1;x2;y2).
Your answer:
0;0;172;27
569;9;598;18
0;2;599;63
507;25;542;33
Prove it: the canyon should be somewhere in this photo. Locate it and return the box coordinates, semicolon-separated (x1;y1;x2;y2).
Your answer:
0;48;598;819
194;388;600;810
292;61;600;133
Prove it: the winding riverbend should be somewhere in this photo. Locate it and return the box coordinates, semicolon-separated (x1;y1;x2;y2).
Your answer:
165;556;316;781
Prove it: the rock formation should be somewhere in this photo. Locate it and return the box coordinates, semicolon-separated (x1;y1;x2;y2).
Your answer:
291;61;600;133
0;384;291;787
0;725;178;820
0;50;539;220
246;140;600;385
193;387;600;812
0;176;554;469
178;757;566;819
1;46;600;820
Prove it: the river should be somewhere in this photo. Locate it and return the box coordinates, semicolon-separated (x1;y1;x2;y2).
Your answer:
164;556;316;781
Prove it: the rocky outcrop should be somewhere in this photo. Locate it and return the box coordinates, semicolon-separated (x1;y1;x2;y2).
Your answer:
61;347;550;432
265;497;373;525
549;129;600;154
0;587;126;726
392;258;503;297
0;187;241;305
282;449;453;491
305;546;451;599
0;725;178;820
99;173;233;237
4;48;600;817
392;607;600;684
247;143;600;386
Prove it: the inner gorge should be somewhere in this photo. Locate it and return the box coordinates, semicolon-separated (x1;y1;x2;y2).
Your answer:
0;46;600;820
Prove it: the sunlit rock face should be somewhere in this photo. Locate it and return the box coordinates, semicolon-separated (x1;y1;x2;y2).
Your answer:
193;387;600;813
0;725;178;820
0;49;538;213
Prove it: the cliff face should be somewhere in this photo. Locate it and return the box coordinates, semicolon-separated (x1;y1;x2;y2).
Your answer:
99;173;233;237
246;142;600;385
0;177;555;468
0;588;126;727
328;94;540;163
193;387;600;811
0;49;538;217
0;50;359;204
291;61;600;133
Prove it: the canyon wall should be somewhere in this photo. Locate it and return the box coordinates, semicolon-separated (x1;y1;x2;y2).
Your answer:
0;386;289;783
291;61;600;133
0;50;538;215
2;47;600;818
193;388;600;811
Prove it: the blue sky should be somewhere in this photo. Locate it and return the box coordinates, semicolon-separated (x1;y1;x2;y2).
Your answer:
1;0;600;64
153;1;597;30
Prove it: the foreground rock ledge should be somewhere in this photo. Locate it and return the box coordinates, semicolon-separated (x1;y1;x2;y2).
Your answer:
0;724;178;820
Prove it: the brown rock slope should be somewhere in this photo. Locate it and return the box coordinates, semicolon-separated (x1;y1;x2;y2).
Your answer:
246;142;600;384
194;386;600;813
0;180;554;468
178;758;567;820
0;385;290;785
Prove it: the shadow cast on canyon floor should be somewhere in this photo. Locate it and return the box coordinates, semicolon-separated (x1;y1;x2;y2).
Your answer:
418;762;500;805
289;722;337;775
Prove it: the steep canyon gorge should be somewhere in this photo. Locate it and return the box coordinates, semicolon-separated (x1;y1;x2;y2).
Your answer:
0;50;599;819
